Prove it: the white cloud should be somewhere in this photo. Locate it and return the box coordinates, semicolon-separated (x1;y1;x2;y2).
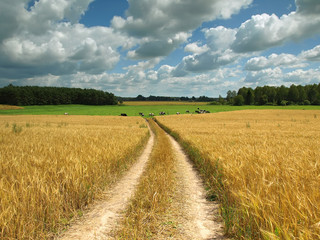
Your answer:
1;0;320;96
203;26;237;51
184;43;209;54
232;13;294;52
244;67;320;86
0;0;129;80
245;53;303;71
171;26;242;76
112;0;253;59
284;68;320;83
245;67;283;84
157;65;175;80
127;32;189;59
231;0;320;53
172;50;239;76
301;45;320;61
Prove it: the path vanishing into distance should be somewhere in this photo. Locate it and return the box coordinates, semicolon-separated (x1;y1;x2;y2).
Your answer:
57;120;225;240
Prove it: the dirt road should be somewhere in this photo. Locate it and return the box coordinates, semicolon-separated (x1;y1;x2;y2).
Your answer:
57;121;225;239
167;133;225;239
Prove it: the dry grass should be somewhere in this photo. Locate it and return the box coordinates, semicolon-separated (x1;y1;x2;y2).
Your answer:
123;101;209;106
156;110;320;239
116;119;178;239
0;105;24;110
0;115;149;239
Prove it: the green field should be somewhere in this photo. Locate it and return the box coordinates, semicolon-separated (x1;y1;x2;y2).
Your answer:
1;103;320;116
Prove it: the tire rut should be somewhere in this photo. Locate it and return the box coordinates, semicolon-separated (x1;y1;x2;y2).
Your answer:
57;121;225;240
166;132;226;240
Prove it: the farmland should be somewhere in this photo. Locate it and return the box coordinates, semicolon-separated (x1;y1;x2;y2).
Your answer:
1;103;320;116
0;105;24;110
0;115;149;239
156;110;320;239
2;104;320;239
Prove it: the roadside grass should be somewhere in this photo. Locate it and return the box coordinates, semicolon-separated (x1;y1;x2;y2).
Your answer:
116;119;178;239
0;115;149;239
1;103;320;116
155;110;320;239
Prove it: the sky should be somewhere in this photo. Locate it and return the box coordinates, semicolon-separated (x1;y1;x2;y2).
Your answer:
0;0;320;97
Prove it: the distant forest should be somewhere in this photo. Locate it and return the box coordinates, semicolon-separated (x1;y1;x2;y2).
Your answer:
0;83;320;106
0;85;118;106
226;83;320;106
122;83;320;106
119;95;215;102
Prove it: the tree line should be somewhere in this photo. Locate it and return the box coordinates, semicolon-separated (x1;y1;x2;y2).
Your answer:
1;83;319;107
222;83;320;106
0;85;118;106
120;95;216;102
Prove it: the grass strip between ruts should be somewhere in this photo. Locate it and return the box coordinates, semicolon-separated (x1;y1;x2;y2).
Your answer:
116;119;178;239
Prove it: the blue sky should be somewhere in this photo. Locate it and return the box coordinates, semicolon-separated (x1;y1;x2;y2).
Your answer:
0;0;320;97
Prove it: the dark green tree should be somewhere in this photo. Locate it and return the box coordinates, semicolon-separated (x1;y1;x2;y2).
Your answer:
226;90;237;104
297;85;307;104
276;85;288;105
233;95;244;106
288;84;299;104
245;88;255;105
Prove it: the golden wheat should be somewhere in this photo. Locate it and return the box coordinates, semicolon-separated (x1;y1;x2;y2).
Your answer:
0;105;24;110
0;115;149;239
156;110;320;239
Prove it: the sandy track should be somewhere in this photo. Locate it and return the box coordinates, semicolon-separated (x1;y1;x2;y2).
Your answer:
57;124;154;240
57;121;225;239
167;133;225;240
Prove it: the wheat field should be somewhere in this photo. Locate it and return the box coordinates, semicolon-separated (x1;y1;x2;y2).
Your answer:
0;115;149;239
156;110;320;239
0;105;24;110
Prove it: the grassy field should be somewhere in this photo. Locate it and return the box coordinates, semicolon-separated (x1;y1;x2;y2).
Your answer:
123;101;210;105
0;115;149;239
1;103;320;116
156;110;320;239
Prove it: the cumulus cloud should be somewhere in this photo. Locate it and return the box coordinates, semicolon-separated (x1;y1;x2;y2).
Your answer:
184;43;209;54
284;68;320;83
171;26;241;76
1;0;320;96
301;45;320;61
0;0;129;80
122;58;162;84
173;0;320;79
245;66;320;86
127;32;189;59
0;0;93;40
203;26;237;51
231;0;320;53
245;53;303;71
177;50;238;74
245;67;283;84
112;0;253;59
